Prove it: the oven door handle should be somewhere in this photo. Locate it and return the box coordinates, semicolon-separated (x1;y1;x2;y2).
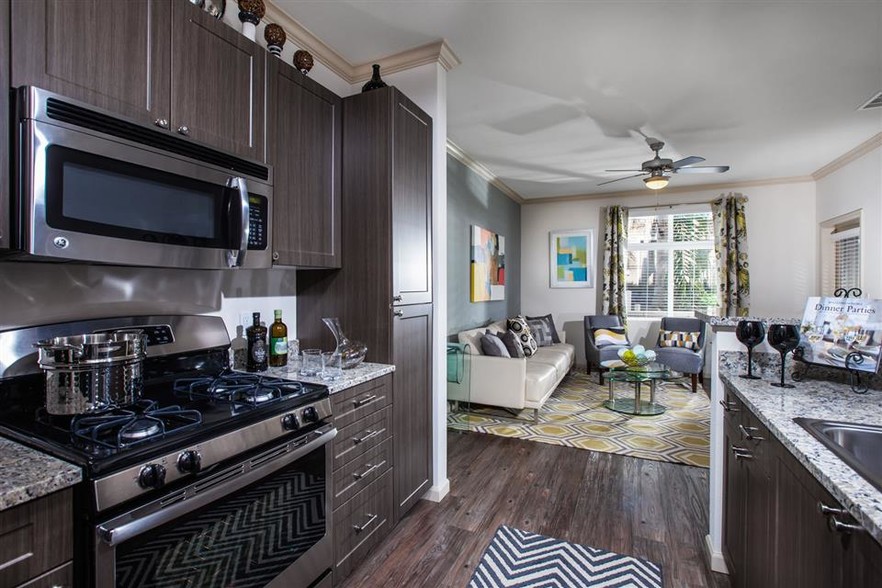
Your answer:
226;176;250;268
97;426;336;547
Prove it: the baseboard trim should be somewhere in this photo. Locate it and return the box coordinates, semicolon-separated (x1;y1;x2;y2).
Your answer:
424;479;450;502
705;534;729;574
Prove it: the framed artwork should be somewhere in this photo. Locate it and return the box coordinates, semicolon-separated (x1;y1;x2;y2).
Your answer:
470;225;505;302
549;229;594;288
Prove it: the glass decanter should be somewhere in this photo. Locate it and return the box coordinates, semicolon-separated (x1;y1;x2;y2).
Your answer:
322;317;368;369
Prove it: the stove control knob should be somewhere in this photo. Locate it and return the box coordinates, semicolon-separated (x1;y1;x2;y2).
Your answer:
301;406;319;423
138;464;167;489
281;413;299;431
177;450;202;474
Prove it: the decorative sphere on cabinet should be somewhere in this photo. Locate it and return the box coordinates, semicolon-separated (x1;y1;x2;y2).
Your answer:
237;0;265;24
264;23;286;56
293;50;314;74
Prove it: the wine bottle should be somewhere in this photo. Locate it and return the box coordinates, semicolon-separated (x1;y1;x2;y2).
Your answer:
246;312;268;372
269;309;288;367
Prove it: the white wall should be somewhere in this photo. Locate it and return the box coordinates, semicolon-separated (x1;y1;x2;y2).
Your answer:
521;181;818;366
816;144;882;299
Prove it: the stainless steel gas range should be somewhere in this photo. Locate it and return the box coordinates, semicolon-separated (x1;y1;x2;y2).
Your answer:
0;315;335;588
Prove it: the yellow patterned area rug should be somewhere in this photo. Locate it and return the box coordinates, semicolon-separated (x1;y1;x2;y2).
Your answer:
447;371;710;468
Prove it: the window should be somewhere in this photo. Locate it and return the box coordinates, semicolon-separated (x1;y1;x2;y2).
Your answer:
820;211;861;295
625;209;717;317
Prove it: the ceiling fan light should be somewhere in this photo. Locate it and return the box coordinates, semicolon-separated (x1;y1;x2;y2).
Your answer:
644;175;670;190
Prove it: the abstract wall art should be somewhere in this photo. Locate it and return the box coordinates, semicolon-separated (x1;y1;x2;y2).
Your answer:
470;225;505;302
550;229;594;288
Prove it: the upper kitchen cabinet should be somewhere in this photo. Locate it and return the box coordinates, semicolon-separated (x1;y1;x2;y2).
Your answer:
1;0;10;250
11;0;170;126
267;57;341;268
11;0;265;161
169;0;265;161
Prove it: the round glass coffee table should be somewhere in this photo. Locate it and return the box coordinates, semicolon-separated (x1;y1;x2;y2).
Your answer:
600;360;678;416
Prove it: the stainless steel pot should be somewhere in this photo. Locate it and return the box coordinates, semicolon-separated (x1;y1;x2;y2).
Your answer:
35;330;147;415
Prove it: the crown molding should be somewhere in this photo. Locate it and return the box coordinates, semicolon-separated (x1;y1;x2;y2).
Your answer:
446;140;525;204
522;175;816;204
812;132;882;181
265;1;459;85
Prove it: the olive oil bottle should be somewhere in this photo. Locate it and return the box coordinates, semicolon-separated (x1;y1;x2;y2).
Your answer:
246;312;268;372
269;309;288;367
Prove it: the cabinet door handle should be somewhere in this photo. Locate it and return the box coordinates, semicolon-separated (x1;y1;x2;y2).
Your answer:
731;445;753;459
353;460;385;480
393;310;404;317
177;125;190;136
353;513;378;533
817;501;848;517
739;424;765;441
393;294;403;302
827;515;865;535
719;400;740;412
353;394;378;407
0;551;33;572
353;429;381;444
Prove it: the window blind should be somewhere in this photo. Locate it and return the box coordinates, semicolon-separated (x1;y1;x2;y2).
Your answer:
833;229;860;291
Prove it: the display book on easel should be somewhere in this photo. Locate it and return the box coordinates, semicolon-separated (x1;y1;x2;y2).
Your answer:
797;296;882;374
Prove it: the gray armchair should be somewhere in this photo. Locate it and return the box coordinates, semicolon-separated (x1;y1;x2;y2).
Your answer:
653;317;707;393
584;315;630;384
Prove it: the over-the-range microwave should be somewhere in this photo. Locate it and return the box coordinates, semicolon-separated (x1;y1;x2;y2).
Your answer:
2;86;273;269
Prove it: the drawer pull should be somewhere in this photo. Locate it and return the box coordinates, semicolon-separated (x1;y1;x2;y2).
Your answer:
719;400;740;412
0;551;33;572
353;429;381;444
353;513;378;533
353;394;378;408
817;502;847;517
827;515;865;535
353;460;386;480
739;424;765;442
731;445;754;459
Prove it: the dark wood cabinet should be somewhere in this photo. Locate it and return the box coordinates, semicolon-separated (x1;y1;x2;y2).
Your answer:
267;57;342;268
1;0;9;250
722;384;882;588
11;0;265;160
392;303;433;519
0;489;73;587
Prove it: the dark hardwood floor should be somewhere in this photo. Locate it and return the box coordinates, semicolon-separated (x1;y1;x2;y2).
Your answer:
340;431;731;588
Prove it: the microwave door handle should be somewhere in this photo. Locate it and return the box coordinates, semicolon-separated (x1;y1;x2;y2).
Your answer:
226;177;250;268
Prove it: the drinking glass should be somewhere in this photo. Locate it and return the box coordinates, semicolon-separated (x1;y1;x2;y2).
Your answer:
767;324;801;388
321;351;344;381
735;320;765;379
299;349;322;377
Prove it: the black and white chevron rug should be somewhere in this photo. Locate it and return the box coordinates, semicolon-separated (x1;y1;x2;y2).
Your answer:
469;526;663;588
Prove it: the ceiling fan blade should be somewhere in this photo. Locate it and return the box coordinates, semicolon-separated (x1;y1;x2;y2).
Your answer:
673;165;730;174
603;169;645;172
671;156;706;168
597;172;646;186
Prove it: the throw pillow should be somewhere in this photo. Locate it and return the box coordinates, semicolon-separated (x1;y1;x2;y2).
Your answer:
507;315;539;357
480;331;511;357
497;329;526;358
526;318;553;347
526;314;561;344
593;327;629;347
660;330;701;350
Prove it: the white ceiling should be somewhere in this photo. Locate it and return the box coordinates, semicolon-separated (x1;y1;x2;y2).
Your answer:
276;0;882;199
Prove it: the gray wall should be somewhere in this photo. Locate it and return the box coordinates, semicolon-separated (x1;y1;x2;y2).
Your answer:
447;155;521;335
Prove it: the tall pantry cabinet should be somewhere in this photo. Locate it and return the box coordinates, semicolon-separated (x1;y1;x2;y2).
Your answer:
298;86;433;522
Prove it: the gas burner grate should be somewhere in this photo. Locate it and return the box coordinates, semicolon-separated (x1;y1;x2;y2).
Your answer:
174;370;306;410
69;400;203;451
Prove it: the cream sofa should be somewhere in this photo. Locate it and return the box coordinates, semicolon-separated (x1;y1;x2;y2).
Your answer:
451;320;575;422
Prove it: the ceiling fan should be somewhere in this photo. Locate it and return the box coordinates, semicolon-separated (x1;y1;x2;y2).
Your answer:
599;137;730;190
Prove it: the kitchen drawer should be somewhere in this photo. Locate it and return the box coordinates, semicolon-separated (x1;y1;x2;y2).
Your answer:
333;468;393;582
332;375;392;430
16;561;72;588
333;437;392;508
333;406;391;470
0;489;72;588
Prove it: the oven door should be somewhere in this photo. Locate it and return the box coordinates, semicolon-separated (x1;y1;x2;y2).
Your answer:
94;425;335;588
19;115;272;269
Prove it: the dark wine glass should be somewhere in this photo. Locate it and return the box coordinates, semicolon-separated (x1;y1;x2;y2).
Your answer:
735;320;766;379
767;324;801;388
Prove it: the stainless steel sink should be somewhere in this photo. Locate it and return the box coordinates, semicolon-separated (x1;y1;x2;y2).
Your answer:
794;418;882;493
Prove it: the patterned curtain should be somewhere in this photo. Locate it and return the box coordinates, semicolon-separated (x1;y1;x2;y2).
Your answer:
601;206;629;323
712;193;750;317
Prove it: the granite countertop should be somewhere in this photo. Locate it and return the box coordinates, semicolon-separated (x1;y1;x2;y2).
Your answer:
719;360;882;544
0;437;82;511
270;361;395;394
695;310;801;328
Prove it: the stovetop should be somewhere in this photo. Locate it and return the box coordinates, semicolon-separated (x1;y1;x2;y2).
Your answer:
0;368;329;477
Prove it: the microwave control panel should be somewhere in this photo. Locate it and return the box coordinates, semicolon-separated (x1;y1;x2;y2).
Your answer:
247;195;268;250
